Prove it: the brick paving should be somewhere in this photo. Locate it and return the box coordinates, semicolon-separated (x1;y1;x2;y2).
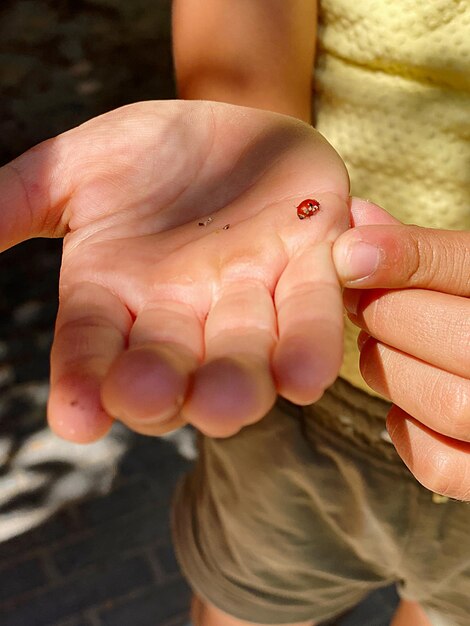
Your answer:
0;344;193;625
0;2;399;624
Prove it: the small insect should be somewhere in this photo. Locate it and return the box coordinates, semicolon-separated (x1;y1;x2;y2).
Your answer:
222;224;230;230
198;216;214;226
296;198;320;220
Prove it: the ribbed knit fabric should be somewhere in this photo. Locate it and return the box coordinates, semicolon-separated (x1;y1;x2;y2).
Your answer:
314;0;470;393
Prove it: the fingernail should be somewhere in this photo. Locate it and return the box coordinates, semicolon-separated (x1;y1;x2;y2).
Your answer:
343;289;361;316
357;330;371;350
344;242;380;284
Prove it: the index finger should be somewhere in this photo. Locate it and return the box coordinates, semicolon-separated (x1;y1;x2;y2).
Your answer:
273;242;344;405
333;223;470;296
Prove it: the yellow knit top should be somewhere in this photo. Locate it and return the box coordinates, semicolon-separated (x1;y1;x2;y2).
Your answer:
314;0;470;394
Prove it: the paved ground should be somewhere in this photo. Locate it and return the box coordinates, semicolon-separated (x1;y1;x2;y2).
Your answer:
0;2;399;624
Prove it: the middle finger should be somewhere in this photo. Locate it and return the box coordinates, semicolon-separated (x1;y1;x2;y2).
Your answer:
183;280;278;437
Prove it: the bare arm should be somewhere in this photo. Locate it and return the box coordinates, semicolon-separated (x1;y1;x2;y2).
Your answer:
172;0;317;123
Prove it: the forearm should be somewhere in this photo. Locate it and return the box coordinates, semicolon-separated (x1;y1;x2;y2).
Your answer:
172;0;317;123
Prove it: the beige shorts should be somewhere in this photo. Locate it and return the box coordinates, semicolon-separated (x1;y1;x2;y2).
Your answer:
172;378;470;625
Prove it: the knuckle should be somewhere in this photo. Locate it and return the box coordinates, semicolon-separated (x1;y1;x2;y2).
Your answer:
449;315;470;377
422;449;460;498
56;314;111;333
448;237;470;296
440;381;470;441
52;316;124;364
362;293;384;331
405;228;434;285
8;141;64;237
406;228;470;294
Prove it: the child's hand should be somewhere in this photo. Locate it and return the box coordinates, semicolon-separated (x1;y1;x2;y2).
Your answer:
1;101;350;442
333;200;470;500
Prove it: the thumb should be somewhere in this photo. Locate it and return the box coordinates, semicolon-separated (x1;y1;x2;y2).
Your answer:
0;137;69;252
333;220;470;297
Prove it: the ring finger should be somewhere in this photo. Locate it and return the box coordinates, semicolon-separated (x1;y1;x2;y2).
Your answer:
360;337;470;443
101;300;203;436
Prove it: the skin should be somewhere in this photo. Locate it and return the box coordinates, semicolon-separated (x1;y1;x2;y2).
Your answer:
333;200;470;502
0;100;350;444
191;595;315;626
172;0;317;123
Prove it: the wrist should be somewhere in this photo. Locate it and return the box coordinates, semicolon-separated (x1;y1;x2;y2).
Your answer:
173;0;316;125
177;74;312;123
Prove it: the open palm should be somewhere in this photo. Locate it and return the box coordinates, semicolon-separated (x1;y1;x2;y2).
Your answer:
1;101;350;442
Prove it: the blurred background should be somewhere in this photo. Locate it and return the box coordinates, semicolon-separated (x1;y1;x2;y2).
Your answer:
0;0;175;162
0;2;398;625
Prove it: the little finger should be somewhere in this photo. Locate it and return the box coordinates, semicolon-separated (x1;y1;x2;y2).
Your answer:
387;406;470;502
49;282;132;442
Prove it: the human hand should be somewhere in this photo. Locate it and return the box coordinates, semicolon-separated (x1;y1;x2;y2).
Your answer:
333;200;470;500
1;101;349;442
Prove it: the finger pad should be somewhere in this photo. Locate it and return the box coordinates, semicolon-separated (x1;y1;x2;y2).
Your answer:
274;334;342;405
102;347;189;421
48;373;113;443
186;358;274;437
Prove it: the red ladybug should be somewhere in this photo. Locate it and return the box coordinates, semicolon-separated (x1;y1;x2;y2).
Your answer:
296;198;320;220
